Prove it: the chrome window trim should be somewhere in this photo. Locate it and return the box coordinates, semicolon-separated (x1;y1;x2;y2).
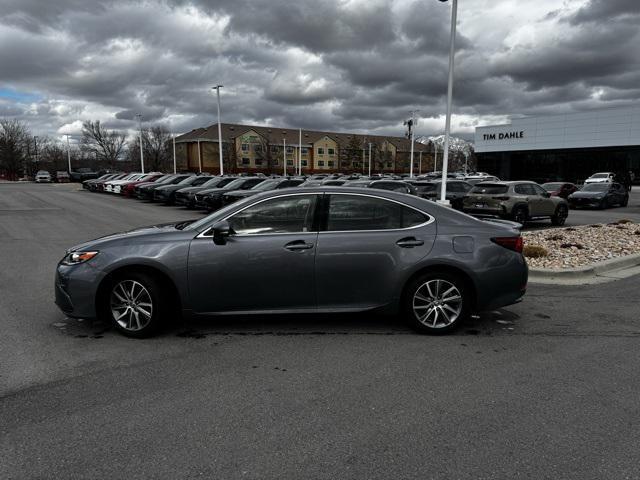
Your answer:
320;192;434;234
195;191;434;239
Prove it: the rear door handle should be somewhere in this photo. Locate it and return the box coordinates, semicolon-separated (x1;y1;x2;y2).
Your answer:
284;240;314;251
396;237;424;248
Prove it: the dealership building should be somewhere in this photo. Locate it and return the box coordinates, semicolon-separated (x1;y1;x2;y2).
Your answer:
475;105;640;183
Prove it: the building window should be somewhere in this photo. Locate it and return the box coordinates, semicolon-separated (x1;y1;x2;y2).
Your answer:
286;146;294;154
241;144;249;152
302;160;308;166
317;147;324;155
242;157;250;165
318;160;325;167
386;162;393;168
273;159;280;165
270;145;278;153
255;158;263;166
328;161;334;167
354;162;360;168
328;148;335;155
301;148;308;154
287;160;294;166
254;144;262;153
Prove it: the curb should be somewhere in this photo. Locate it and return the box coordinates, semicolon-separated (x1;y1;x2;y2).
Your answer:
528;253;640;282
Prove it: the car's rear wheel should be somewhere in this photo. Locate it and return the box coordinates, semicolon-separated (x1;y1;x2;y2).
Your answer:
512;206;528;225
551;205;568;226
107;272;167;338
404;272;469;334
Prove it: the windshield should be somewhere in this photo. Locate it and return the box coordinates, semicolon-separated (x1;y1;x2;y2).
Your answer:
177;176;203;185
413;183;437;192
251;179;280;191
542;183;563;191
581;184;608;192
200;177;229;188
590;173;609;179
470;184;508;194
220;178;252;190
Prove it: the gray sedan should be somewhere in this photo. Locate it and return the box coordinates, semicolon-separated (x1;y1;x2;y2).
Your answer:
55;188;528;337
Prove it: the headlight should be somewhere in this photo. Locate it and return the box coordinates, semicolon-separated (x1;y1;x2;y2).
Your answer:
61;251;99;265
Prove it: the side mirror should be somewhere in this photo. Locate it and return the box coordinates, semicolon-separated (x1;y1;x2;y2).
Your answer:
543;192;551;198
212;220;231;245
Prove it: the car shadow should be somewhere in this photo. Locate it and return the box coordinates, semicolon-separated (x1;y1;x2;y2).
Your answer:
53;309;520;339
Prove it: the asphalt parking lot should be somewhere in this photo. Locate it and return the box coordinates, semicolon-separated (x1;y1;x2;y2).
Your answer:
2;182;640;479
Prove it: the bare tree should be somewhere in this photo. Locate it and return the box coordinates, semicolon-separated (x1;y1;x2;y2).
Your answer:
128;125;172;171
0;119;32;179
81;120;126;169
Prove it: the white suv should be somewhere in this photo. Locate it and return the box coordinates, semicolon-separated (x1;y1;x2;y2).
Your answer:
584;172;615;184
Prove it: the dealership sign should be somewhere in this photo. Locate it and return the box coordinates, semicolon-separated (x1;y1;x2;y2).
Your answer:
482;131;524;141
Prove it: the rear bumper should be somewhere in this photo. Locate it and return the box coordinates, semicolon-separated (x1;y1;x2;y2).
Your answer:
463;206;505;217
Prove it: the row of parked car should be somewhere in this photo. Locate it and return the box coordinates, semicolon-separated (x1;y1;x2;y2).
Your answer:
81;170;630;227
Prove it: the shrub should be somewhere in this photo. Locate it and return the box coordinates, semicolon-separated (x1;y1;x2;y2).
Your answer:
565;227;577;231
616;219;633;224
589;224;602;228
523;244;549;258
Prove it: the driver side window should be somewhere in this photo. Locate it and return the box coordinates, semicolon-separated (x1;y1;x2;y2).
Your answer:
226;195;317;235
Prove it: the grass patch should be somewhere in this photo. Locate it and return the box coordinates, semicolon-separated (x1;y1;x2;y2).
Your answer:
523;244;549;258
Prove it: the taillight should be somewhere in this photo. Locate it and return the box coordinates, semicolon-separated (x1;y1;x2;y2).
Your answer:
494;196;510;201
491;236;523;253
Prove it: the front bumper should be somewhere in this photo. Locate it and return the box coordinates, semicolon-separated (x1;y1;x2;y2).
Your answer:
54;264;104;319
569;198;603;208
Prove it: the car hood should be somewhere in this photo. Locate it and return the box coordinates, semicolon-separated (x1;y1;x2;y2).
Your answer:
584;178;608;183
570;191;606;198
68;220;196;252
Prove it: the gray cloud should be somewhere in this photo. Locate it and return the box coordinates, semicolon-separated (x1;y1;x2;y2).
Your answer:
0;0;638;141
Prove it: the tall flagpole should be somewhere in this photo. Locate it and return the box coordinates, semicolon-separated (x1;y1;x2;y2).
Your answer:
298;128;302;175
283;137;286;176
172;134;177;174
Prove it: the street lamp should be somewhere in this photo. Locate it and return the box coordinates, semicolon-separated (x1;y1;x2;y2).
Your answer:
368;143;372;177
65;134;72;173
211;85;224;175
405;110;418;178
34;136;39;172
135;114;145;174
172;133;177;174
437;0;457;205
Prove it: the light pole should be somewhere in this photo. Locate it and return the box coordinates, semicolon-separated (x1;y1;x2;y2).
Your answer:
135;114;145;173
368;142;372;177
419;150;422;176
211;85;224;175
438;0;457;205
65;134;72;173
406;110;418;178
283;137;287;176
298;128;302;175
197;139;202;173
433;140;439;173
172;134;177;174
34;136;38;172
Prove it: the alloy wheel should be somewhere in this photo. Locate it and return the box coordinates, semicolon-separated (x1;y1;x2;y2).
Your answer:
412;279;463;329
110;280;153;331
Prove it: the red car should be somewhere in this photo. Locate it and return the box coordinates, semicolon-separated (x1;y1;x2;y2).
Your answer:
541;182;578;199
121;173;166;197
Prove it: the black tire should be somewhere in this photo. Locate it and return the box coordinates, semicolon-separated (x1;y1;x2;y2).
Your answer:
403;271;470;335
512;206;528;225
599;198;609;209
551;204;568;226
621;196;629;207
103;271;168;338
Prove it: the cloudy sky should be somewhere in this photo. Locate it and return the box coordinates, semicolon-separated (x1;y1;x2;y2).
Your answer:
0;0;638;142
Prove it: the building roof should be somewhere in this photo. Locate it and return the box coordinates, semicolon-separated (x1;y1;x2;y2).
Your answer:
175;122;429;152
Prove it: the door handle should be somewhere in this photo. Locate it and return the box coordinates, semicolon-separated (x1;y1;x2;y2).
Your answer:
284;240;314;251
396;237;424;248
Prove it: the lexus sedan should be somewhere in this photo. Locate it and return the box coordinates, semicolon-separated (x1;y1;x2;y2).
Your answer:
152;175;212;204
175;176;238;208
55;188;528;338
195;177;266;211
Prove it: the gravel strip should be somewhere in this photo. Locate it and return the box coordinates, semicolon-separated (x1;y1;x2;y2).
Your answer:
522;221;640;269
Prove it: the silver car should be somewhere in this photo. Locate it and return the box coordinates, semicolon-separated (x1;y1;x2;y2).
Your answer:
55;188;528;337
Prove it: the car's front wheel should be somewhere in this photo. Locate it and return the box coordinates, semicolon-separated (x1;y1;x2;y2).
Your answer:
551;205;568;226
106;272;167;338
404;272;470;334
512;206;528;225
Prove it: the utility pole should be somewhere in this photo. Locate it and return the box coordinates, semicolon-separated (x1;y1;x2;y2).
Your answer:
65;134;72;173
172;134;177;174
212;85;224;175
361;141;365;174
419;150;422;176
368;143;372;177
433;141;438;173
438;0;457;205
283;137;286;176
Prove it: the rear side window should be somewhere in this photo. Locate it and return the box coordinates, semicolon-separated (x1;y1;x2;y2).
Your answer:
326;194;429;231
470;184;508;194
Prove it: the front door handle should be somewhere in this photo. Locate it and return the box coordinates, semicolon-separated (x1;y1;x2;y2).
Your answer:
284;240;314;251
396;237;424;248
